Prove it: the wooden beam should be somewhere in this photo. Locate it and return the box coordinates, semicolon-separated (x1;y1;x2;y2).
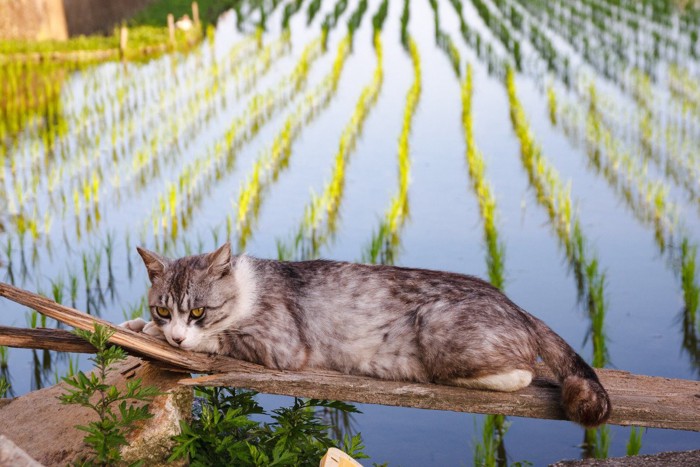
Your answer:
0;281;249;374
178;364;700;432
2;281;699;431
0;326;95;353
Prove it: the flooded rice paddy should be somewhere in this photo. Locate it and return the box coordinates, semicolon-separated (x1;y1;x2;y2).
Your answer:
1;0;700;464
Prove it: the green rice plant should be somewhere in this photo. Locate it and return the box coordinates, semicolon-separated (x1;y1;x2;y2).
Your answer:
307;0;323;25
50;276;64;305
322;0;350;45
0;346;8;368
0;376;9;398
235;33;348;250
281;31;384;260
428;0;461;77
122;297;148;322
473;414;510;467
506;67;609;367
282;0;305;30
400;0;410;47
462;64;506;289
347;0;368;43
363;35;421;265
681;238;700;324
69;272;79;308
584;425;610;459
626;426;645;456
372;0;389;33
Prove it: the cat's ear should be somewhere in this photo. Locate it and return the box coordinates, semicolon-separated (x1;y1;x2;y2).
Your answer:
206;242;232;278
137;247;169;282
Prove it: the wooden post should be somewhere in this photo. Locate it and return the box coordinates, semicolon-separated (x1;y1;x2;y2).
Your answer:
167;14;175;46
119;25;128;58
192;2;200;27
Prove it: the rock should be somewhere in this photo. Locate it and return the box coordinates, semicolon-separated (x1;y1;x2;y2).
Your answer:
0;435;43;467
0;356;192;466
550;449;700;466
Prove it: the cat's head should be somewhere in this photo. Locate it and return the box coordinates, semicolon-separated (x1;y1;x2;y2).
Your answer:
137;242;242;351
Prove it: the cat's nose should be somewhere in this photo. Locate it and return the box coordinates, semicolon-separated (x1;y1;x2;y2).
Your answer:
172;336;185;345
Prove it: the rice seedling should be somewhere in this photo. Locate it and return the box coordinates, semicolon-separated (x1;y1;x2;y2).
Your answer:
681;238;699;324
506;67;609;367
282;0;306;30
307;0;323;25
584;425;610;459
626;427;645;456
428;0;461;77
473;414;509;467
235;33;349;250
322;0;350;47
280;29;384;260
363;34;421;265
347;0;368;43
461;64;505;289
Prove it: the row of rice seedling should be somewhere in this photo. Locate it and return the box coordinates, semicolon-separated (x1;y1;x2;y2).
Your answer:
282;0;306;30
110;32;291;199
147;31;325;247
306;0;324;25
447;0;509;77
462;63;512;464
7;33;263;215
467;0;524;71
491;0;572;84
560;69;700;211
322;0;350;45
506;67;609;367
461;64;505;290
5;30;285;249
428;0;461;77
507;66;612;457
551;81;700;325
363;33;421;265
278;30;385;261
237;0;378;252
583;0;699;63
515;0;629;85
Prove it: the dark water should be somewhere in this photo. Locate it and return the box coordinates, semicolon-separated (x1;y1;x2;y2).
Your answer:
1;0;699;465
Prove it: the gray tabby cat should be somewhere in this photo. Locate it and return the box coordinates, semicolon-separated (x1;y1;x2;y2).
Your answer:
122;242;611;427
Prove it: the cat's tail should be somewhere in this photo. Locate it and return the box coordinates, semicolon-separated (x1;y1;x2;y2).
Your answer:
529;314;611;427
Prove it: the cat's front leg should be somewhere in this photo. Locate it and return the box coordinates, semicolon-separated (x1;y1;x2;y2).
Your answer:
120;318;166;341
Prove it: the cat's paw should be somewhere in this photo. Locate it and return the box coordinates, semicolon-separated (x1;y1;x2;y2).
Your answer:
120;317;147;332
142;321;167;340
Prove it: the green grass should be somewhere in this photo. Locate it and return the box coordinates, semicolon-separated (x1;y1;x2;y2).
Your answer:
129;0;241;29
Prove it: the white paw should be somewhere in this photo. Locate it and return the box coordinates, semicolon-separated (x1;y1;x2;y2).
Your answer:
143;321;167;340
120;317;147;332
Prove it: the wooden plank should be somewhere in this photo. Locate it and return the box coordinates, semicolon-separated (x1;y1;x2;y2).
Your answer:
0;281;249;374
2;281;699;431
0;326;95;353
179;364;700;432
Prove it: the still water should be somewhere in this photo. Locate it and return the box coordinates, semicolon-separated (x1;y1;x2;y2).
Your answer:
1;0;699;464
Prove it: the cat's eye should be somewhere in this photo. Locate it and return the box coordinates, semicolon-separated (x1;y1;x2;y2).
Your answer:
190;307;205;319
155;307;171;318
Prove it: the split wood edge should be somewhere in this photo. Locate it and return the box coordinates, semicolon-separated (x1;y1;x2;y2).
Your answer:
1;281;698;431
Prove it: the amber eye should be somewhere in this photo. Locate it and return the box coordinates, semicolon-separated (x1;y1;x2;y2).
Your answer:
155;307;171;318
190;307;205;319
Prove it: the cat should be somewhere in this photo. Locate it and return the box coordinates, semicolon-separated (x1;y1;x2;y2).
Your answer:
122;242;611;427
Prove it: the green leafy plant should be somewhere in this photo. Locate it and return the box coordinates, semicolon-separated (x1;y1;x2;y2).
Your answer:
0;376;9;397
170;386;369;466
58;324;160;466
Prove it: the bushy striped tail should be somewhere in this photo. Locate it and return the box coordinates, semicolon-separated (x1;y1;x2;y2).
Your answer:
531;315;611;427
